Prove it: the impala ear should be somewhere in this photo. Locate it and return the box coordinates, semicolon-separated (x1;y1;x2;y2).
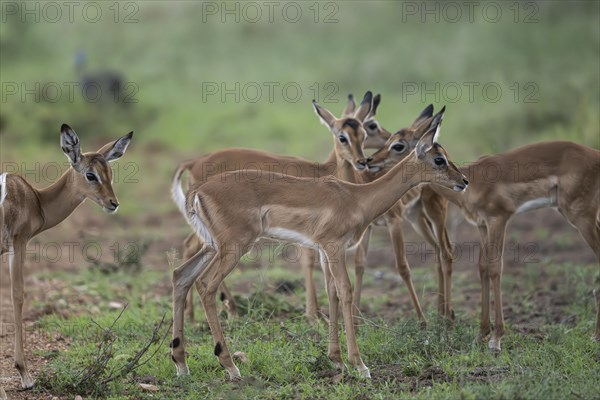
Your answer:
341;94;356;117
60;124;82;170
353;91;373;122
98;131;134;162
313;100;337;129
411;104;434;128
366;93;381;120
416;128;436;158
413;105;445;140
429;106;445;143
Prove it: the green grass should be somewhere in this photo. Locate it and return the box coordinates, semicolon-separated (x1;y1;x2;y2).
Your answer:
2;2;600;399
29;261;599;400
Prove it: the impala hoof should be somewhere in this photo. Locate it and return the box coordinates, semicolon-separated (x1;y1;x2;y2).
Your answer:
449;308;456;321
488;337;501;353
227;366;242;381
175;363;190;376
306;314;319;326
359;366;371;379
21;374;35;389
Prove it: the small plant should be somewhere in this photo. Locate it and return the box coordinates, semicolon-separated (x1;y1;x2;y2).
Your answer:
38;306;171;397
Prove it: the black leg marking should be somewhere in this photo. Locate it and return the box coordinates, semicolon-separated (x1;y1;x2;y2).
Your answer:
214;342;222;356
170;337;180;348
220;292;226;302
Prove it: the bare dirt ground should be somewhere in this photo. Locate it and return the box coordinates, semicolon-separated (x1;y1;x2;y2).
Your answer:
0;204;597;399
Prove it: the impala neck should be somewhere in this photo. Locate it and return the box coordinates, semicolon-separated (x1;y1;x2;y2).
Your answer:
315;149;338;177
36;168;86;233
335;158;359;183
355;151;426;223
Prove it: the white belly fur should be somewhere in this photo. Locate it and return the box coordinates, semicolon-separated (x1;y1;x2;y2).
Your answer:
263;227;318;249
515;186;558;215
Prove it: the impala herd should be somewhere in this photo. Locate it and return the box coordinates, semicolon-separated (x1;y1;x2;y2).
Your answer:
0;91;599;396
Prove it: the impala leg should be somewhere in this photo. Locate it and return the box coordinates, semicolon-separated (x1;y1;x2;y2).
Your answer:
595;280;600;342
319;250;342;369
408;201;444;316
413;190;445;316
10;241;34;389
486;218;508;352
569;215;600;341
325;245;370;378
0;211;6;399
182;232;202;321
477;224;491;340
301;247;319;323
388;218;427;327
218;281;237;318
352;225;372;327
195;248;245;380
172;244;217;376
185;234;238;320
424;197;455;320
440;228;455;320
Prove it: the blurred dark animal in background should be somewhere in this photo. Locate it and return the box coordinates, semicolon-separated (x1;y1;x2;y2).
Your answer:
75;50;124;103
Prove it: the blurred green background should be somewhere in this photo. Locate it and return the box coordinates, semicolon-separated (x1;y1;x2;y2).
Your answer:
1;0;599;212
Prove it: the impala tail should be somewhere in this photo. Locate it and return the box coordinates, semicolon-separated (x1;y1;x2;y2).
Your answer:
0;173;7;205
171;160;195;221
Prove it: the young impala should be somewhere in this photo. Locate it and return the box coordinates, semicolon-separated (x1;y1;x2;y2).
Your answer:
177;95;456;328
176;91;387;322
368;138;600;350
170;104;468;380
0;124;133;398
345;105;456;326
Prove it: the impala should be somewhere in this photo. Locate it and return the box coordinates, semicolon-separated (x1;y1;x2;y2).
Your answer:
178;95;456;328
0;124;133;397
368;139;600;350
169;103;468;380
347;105;457;326
177;91;386;322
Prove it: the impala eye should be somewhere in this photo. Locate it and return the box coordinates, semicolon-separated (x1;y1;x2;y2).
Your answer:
368;123;378;130
434;157;447;167
338;135;348;144
391;143;406;152
86;172;98;182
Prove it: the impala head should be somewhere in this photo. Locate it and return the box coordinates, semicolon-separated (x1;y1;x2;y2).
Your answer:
368;106;469;192
366;104;436;172
60;123;133;213
362;94;392;149
313;91;372;171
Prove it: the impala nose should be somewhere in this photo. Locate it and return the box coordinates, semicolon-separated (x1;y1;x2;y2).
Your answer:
463;178;469;185
357;159;367;166
367;157;374;163
109;200;119;210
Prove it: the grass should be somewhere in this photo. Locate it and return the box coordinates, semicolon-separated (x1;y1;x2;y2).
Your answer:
1;2;600;399
27;258;599;400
